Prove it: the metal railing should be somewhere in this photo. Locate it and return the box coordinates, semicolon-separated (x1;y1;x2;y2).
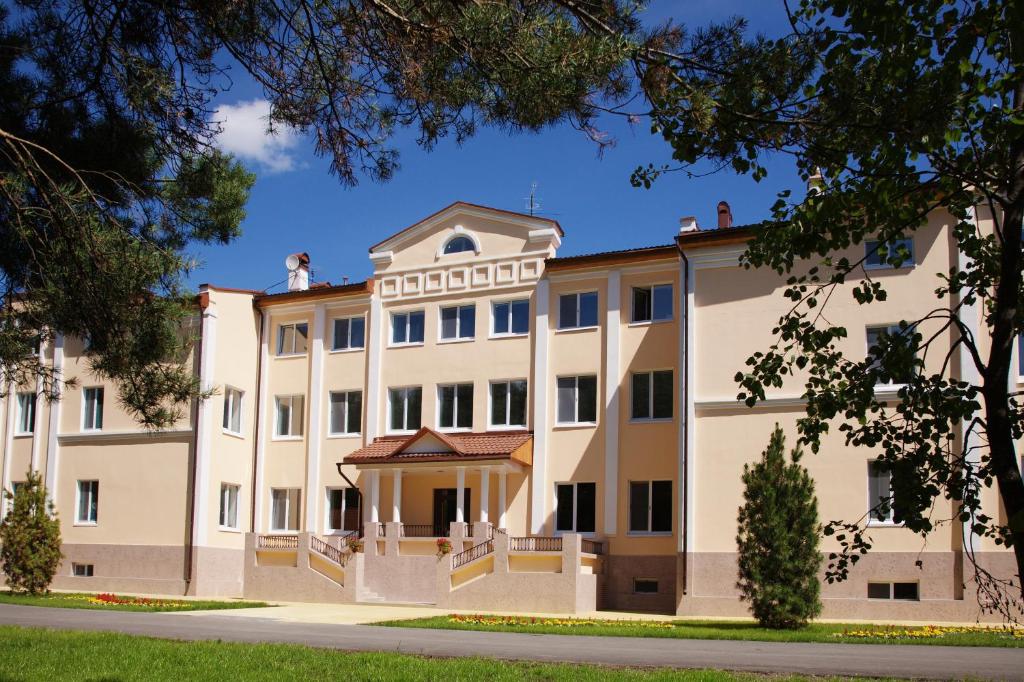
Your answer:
452;539;494;569
400;524;437;538
310;535;346;566
257;535;298;550
509;536;562;552
581;539;604;555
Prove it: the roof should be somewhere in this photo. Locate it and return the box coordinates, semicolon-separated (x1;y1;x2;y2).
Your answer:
545;244;678;271
676;224;762;249
369;201;564;253
254;279;373;307
344;428;533;466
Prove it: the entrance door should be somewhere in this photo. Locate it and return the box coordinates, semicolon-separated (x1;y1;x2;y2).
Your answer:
432;488;471;536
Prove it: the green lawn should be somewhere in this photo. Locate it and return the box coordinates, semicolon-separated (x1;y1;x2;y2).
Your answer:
376;614;1024;647
0;626;878;681
0;590;267;612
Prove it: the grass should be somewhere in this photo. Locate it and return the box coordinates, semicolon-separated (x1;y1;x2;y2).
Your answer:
0;590;267;612
0;625;876;681
376;614;1024;648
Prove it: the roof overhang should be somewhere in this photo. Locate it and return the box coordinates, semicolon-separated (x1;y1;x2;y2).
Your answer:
343;427;533;469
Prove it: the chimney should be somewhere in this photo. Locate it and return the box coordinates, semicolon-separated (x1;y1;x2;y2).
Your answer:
286;252;310;291
717;201;733;229
679;216;699;233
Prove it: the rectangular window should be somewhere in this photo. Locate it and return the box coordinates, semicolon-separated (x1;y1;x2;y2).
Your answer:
866;325;915;385
556;375;597;424
490;380;527;428
276;322;309;356
629;480;672;534
388;387;422;432
270;488;301;532
631;371;673;420
440;304;475;340
328;391;362;435
274;395;305;437
555;482;596;533
72;563;94;577
558;292;598;329
82;387;104;431
391;310;425;345
327;487;361;532
868;460;893;523
219;484;240;529
632;285;673;323
868;582;920;600
76;480;98;524
492;299;530;336
633;578;659;594
222;387;243;434
438;383;473;429
332;317;365;351
865;238;914;269
15;392;35;435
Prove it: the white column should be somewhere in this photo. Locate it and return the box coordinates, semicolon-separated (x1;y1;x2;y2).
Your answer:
192;298;217;546
369;470;380;522
479;466;489;523
304;303;326;532
498;470;507;529
456;467;465;523
253;311;271;532
29;372;43;473
1;381;15;516
392;468;402;522
44;334;64;506
530;278;550;534
960;206;984;550
604;269;621;535
680;258;697;554
365;293;383;442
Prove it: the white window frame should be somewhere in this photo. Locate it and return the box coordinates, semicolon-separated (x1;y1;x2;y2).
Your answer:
439;233;479;257
75;480;98;526
867;460;900;526
628;480;673;536
222;386;244;436
490;298;530;338
331;315;366;352
273;395;305;440
488;379;528;430
82;386;104;431
275;322;309;357
389;310;425;347
327;390;362;437
219;483;240;531
324;486;360;534
387;386;422;434
630;283;674;324
868;581;920;601
553;481;597;536
630;370;674;422
438;304;476;342
436;383;473;431
866;324;913;388
15;392;35;436
71;563;94;577
864;237;915;270
555;375;598;426
269;488;301;533
557;291;599;331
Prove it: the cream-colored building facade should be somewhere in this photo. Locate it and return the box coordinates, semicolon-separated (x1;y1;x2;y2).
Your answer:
0;201;1017;618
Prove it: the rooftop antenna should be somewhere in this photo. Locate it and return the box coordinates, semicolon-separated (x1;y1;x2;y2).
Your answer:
524;181;541;216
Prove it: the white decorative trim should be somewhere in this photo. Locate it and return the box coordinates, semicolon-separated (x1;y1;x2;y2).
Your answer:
436;224;482;258
365;291;383;442
604;270;620;536
369;469;380;522
369;251;393;266
960;205;984;549
530;278;550;535
528;227;562;249
192;300;218;546
683;244;745;270
681;260;695;554
695;386;905;412
2;381;15;516
253;312;271;532
29;372;43;472
370;205;558;254
44;334;64;506
304;303;326;532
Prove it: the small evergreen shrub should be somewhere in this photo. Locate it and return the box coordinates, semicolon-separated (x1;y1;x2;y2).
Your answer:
0;471;63;594
736;425;822;628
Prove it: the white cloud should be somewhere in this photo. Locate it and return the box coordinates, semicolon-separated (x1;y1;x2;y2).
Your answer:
213;99;301;173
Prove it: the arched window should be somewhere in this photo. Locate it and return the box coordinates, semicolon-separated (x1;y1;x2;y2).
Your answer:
443;235;475;255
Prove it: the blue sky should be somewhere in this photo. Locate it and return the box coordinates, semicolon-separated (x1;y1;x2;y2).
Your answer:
195;1;798;292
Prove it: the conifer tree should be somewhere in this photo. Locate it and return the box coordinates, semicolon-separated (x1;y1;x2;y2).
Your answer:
736;426;822;628
0;471;62;595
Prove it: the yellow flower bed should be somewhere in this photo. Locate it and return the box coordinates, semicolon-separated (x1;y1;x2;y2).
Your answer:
448;614;674;629
835;624;1024;640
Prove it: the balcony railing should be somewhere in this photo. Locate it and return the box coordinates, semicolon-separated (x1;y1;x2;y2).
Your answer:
452;539;494;569
581;539;604;555
257;535;298;550
310;535;346;566
510;536;562;552
400;524;437;538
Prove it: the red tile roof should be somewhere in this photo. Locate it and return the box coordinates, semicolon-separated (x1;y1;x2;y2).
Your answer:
343;427;533;466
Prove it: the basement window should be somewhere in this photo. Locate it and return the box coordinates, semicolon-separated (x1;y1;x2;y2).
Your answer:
633;578;659;594
72;563;94;577
867;581;919;600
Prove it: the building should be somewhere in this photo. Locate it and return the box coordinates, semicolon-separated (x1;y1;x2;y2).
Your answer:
0;201;1017;619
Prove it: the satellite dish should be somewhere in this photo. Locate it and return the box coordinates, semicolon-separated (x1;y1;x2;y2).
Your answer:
285;254;301;271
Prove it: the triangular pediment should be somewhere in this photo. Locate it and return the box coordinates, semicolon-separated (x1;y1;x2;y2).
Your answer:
400;429;458;454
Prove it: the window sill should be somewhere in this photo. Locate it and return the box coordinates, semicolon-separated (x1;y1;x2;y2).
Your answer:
437;337;475;345
218;526;242;534
437;427;472;433
626;531;673;537
274;353;308;360
864;263;916;272
555;326;599;334
271;435;304;442
489;332;530;340
327;432;362;439
628;418;674;425
222;429;245;440
325;529;357;536
329;347;365;354
554;530;598;538
487;424;528;432
81;428;103;434
627;318;673;328
866;521;905;528
13;433;33;439
387;342;425;349
386;429;418;436
553;422;597;430
268;530;299;535
74;522;98;527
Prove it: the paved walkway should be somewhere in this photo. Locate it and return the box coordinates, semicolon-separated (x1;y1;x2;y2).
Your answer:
0;604;1022;679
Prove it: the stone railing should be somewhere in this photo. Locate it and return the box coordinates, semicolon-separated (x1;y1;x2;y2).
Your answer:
581;538;604;555
310;535;346;566
452;539;494;569
509;536;562;552
256;534;299;550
